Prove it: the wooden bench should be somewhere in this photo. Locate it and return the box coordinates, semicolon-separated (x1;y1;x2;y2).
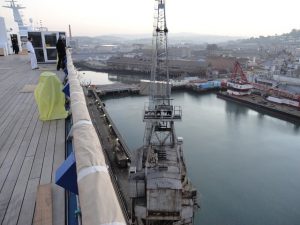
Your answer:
33;184;53;225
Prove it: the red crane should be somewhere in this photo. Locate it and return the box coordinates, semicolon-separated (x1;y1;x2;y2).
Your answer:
230;61;249;83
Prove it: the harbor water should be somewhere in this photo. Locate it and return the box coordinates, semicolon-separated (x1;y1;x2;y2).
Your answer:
83;71;300;225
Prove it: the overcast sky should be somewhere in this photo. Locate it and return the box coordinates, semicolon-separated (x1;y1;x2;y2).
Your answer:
1;0;300;37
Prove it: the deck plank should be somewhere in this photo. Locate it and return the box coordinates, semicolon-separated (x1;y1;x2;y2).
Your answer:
52;119;66;225
51;185;65;225
17;178;40;225
0;67;36;113
40;121;57;185
29;121;50;179
0;98;36;189
0;98;36;223
0;92;24;123
0;94;34;169
0;94;28;139
26;119;43;157
1;156;34;225
0;109;38;224
52;119;65;182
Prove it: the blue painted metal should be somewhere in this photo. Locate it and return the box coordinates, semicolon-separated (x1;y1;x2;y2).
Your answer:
65;115;79;225
54;84;79;225
67;122;79;225
55;151;78;195
68;191;79;225
63;82;70;98
198;80;221;90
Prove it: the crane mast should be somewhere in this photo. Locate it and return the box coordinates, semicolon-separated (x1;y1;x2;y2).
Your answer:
129;1;198;225
150;0;170;98
144;0;176;148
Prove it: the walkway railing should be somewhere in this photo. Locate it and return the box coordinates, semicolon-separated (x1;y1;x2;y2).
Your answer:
66;50;127;225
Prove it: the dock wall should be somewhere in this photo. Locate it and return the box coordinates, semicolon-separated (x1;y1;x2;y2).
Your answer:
217;92;300;124
66;50;127;225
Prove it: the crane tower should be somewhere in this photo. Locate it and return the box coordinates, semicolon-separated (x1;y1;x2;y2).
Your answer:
128;1;198;225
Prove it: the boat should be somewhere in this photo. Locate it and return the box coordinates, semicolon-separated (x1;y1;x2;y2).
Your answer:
226;61;253;96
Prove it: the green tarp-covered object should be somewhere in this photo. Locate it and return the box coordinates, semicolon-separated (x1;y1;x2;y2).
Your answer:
34;71;68;121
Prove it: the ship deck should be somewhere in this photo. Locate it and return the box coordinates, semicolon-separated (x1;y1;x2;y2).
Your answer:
0;55;65;225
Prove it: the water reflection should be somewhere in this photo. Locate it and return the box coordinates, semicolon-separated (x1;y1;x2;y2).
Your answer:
80;70;151;86
79;70;114;85
225;101;248;119
108;73;149;84
104;92;300;225
293;124;300;133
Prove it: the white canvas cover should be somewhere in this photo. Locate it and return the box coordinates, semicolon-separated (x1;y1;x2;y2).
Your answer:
66;51;126;225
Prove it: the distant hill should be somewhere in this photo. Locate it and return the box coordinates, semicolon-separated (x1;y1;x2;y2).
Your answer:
73;33;243;45
73;29;300;46
232;29;300;45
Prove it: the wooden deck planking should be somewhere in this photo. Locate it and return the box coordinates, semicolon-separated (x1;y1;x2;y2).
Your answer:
0;70;22;95
0;95;36;222
0;68;38;133
0;95;36;170
1;156;35;225
0;66;37;110
0;70;12;83
52;119;66;182
0;69;33;95
0;109;39;224
0;91;24;122
17;178;40;225
0;82;33;114
0;79;20;106
40;121;57;185
0;94;28;139
29;121;50;180
52;119;66;225
0;94;33;167
0;55;66;225
26;118;43;157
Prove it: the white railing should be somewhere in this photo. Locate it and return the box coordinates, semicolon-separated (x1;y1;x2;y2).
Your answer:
66;50;126;225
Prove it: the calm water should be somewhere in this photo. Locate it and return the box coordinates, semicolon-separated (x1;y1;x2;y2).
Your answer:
79;70;115;85
84;71;300;225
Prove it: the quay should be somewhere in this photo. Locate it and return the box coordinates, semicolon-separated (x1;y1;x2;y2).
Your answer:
0;55;65;225
94;83;140;96
93;82;220;96
217;92;300;124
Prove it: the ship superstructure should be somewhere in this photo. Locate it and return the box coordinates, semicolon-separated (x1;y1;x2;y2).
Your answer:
2;0;28;36
129;1;198;224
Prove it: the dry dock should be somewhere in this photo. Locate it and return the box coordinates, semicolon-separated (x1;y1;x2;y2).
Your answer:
0;55;65;225
217;92;300;124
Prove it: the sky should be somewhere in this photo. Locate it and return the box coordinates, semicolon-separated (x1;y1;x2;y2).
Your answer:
1;0;300;38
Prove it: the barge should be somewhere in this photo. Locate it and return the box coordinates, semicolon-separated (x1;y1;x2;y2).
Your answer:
217;92;300;124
